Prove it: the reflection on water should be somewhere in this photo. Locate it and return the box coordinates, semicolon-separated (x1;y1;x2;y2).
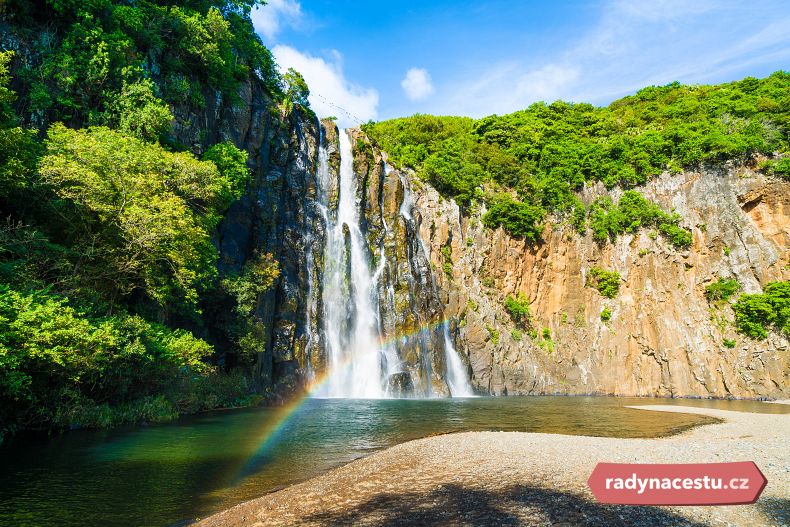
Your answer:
0;396;784;527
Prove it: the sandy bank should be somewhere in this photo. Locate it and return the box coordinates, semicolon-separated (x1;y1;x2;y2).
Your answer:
197;405;790;526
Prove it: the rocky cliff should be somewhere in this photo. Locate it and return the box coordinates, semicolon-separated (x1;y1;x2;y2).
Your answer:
168;81;322;392
411;159;790;399
169;95;790;399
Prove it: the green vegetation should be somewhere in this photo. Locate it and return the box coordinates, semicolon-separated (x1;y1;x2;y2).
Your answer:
588;267;621;298
364;72;790;241
732;281;790;339
486;325;500;345
441;244;453;278
4;0;294;129
600;307;612;322
723;338;736;348
0;2;297;440
588;191;692;248
705;278;741;302
759;157;790;179
503;292;531;327
510;329;522;341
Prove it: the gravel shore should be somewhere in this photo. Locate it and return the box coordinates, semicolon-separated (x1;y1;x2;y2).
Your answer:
197;405;789;527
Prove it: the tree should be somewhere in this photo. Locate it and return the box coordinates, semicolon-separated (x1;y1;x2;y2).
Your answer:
0;51;39;197
39;125;228;314
283;68;310;107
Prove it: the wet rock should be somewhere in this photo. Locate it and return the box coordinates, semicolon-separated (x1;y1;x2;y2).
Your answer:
388;372;415;398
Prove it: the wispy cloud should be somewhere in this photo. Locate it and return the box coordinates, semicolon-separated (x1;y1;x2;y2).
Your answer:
435;0;790;117
401;68;435;101
272;45;379;128
250;0;303;41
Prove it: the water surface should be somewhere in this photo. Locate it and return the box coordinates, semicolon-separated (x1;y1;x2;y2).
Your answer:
0;396;785;527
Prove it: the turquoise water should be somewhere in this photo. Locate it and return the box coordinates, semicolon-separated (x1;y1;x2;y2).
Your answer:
0;396;785;527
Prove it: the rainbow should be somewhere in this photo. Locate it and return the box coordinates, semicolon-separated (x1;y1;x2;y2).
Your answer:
232;318;455;482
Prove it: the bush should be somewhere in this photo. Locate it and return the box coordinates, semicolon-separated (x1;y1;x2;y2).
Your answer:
366;73;789;240
504;292;530;327
0;285;214;436
486;325;500;345
588;267;621;298
482;194;544;242
723;338;736;348
733;281;790;339
705;278;741;302
589;191;692;248
600;307;612;322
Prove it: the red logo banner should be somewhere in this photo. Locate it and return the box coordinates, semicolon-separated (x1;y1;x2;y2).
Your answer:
587;461;767;505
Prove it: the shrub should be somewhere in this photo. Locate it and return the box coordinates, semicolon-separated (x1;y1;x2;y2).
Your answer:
588;267;621;298
705;278;741;302
733;281;790;338
510;329;522;341
600;307;612;322
482;194;544;242
486;325;500;345
589;191;692;248
504;292;530;327
0;285;214;435
723;338;736;348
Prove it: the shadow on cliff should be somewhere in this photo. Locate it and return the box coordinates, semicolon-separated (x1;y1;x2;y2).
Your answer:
304;483;708;526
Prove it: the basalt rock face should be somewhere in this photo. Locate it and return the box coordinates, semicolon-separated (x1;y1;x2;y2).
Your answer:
411;161;790;399
346;130;450;395
167;97;790;400
169;82;323;392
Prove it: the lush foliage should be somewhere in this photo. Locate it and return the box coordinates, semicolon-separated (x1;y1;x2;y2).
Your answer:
600;307;612;322
588;191;692;248
364;72;790;241
587;267;621;299
503;292;531;327
7;0;287;128
0;11;279;439
0;285;214;436
705;278;741;302
39;125;240;315
483;194;544;241
732;281;790;339
0;52;39;197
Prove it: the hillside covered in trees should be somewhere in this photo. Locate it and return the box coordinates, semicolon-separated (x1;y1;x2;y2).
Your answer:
364;73;790;244
0;0;310;441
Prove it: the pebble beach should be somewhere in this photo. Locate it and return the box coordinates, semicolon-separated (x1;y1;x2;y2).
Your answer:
197;405;790;527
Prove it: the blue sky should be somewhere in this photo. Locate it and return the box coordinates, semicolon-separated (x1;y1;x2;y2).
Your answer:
251;0;790;127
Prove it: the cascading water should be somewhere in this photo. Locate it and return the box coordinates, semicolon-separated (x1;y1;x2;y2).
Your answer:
314;127;473;398
442;322;474;396
319;130;387;398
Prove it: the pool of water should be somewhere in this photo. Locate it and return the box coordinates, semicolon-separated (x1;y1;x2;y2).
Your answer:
0;396;785;527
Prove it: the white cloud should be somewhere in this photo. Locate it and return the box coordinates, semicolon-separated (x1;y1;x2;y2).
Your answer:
438;63;579;117
250;0;302;41
433;0;790;116
273;45;379;128
400;68;435;101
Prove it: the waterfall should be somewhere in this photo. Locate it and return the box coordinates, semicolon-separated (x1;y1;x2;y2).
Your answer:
319;130;386;398
313;128;473;399
442;322;474;396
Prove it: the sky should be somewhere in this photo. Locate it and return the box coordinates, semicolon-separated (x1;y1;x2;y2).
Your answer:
250;0;790;128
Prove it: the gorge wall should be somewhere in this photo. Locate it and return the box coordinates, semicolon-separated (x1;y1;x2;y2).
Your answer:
414;159;790;399
174;92;789;399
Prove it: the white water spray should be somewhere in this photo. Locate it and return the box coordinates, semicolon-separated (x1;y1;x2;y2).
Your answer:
320;130;386;398
315;129;473;398
442;322;474;397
